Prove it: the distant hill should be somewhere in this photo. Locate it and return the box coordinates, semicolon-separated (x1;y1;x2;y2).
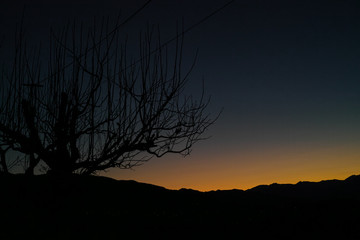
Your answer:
1;174;360;239
248;175;360;198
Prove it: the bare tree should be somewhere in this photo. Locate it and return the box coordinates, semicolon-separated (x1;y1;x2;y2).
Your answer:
0;17;218;176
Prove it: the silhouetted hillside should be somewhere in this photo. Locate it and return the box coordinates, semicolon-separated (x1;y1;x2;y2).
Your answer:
1;174;360;239
248;175;360;198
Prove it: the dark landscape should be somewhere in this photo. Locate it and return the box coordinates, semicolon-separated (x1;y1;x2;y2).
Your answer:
1;1;360;239
1;174;360;239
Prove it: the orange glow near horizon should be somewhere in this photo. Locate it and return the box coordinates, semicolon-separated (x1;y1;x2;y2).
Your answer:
104;143;360;191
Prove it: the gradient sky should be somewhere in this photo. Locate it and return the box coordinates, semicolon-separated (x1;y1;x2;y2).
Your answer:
1;0;360;191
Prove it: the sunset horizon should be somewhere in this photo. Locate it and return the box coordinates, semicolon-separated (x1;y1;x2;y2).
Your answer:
2;0;360;193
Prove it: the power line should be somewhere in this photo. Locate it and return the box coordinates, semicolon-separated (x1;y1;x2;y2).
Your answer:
41;0;153;82
123;0;236;71
42;0;235;82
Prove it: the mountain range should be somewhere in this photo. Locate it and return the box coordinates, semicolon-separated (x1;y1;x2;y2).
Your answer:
1;174;360;239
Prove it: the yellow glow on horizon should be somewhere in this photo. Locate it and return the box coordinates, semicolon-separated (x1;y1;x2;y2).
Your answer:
105;143;360;191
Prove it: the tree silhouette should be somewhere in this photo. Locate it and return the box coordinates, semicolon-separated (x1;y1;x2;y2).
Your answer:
0;17;218;175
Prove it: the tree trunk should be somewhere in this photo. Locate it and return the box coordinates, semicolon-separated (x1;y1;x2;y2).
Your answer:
0;147;9;174
25;153;40;176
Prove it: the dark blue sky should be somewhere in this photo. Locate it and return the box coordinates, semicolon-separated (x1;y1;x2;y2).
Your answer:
1;0;360;190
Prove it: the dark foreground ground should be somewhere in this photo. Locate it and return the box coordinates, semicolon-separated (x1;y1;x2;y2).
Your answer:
1;174;360;239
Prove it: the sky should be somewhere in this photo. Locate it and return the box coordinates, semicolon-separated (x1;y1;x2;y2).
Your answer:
1;0;360;191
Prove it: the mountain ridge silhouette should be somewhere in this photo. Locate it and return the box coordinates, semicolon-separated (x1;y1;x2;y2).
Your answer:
1;173;360;239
